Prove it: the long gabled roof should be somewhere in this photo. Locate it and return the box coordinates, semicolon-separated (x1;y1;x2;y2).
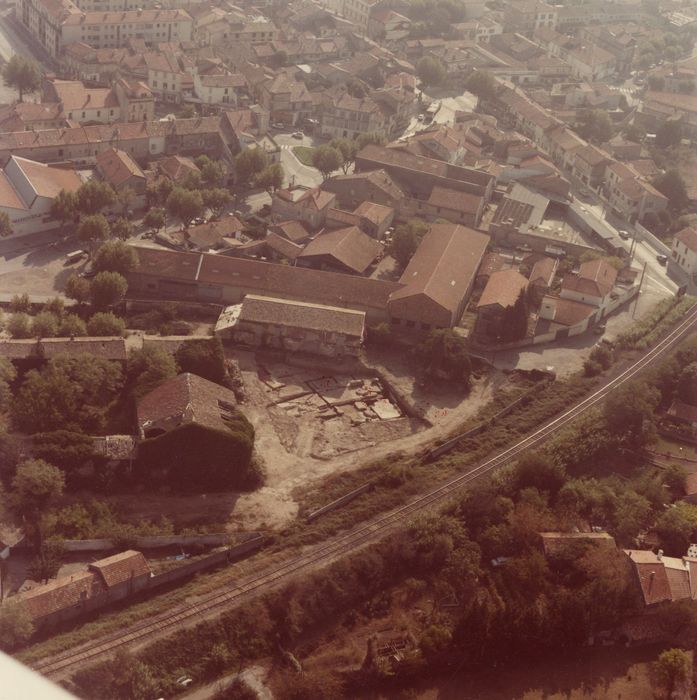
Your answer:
390;223;489;315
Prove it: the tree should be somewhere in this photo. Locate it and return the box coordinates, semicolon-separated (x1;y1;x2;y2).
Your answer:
7;313;32;339
64;274;91;305
0;211;12;238
678;362;697;405
43;297;65;318
416;328;471;382
420;624;452;662
355;132;386;149
87;311;126;337
77;214;110;247
577;109;613;145
50;189;78;227
391;219;427;267
0;603;34;651
75;180;116;215
9;292;30;312
604;381;659;448
656;120;682;149
180;170;203;191
465;70;496;99
254;164;284;192
653;648;691;698
175;337;226;383
31;311;60;338
89;271;128;310
0;357;16;407
166;187;204;227
195;156;226;187
2;55;40;102
513;452;567;495
234;148;267;186
27;541;65;583
143;207;166;232
312;145;342;180
9;459;65;547
653;170;689;212
416;56;446;87
127;346;178;399
655;502;697;556
110;217;133;241
117;186;136;216
147;177;173;207
93;240;138;276
500;289;528;342
12;356;124;433
201;187;232;217
329;138;358;174
58;313;87;337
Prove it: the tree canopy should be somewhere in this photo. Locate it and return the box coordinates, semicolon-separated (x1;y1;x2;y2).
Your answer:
166;187;204;227
577;109;613;145
13;355;124;433
391;219;427;267
312;145;342;180
175;338;226;384
416;56;446;87
76;180;117;215
87;311;126;337
653;170;689;212
2;55;40;102
89;271;128;310
92;240;139;276
416;329;472;383
77;214;110;246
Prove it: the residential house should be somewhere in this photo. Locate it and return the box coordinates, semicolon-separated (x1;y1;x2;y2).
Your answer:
322;169;405;210
560;259;617;308
0;156;83;238
95;147;146;202
667;399;697;431
271;187;336;231
387;223;490;331
475;269;528;340
354;144;495;200
571;144;612;190
259;75;312;126
671;227;697;277
320;88;388;141
624;549;697;607
156;154;200;184
0;102;66;132
12;550;151;629
268;220;311;245
144;51;194;104
296;226;382;275
526;255;557;304
215;294;365;357
502;0;557;35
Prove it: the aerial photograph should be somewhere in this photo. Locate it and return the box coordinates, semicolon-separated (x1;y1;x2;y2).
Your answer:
1;0;697;697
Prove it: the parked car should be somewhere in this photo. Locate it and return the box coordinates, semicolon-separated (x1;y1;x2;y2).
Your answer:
618;229;631;240
656;253;668;265
64;249;87;265
272;122;285;129
291;131;303;139
176;676;193;688
417;114;425;121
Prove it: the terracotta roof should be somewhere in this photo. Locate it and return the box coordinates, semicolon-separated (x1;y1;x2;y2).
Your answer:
528;256;556;287
18;571;107;623
427;185;483;215
353;201;393;225
12;157;82;200
186;218;243;250
132;246;401;314
325;169;405;202
47;80;118;112
274;186;334;211
0;171;27;210
562;259;617;298
298;226;382;274
477;269;528;309
238;294;365;337
539;531;615;557
675;227;697;254
542;296;594;326
88;550;150;587
137;372;239;435
667;399;697;424
63;8;191;24
269;220;311;244
264;232;304;260
157;155;200;182
390;224;490;320
477;252;505;278
39;339;127;360
628;558;673;605
96;147;144;188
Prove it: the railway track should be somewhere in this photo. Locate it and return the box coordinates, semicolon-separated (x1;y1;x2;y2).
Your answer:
33;303;697;678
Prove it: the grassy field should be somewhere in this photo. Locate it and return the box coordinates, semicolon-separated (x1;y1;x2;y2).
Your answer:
292;146;316;166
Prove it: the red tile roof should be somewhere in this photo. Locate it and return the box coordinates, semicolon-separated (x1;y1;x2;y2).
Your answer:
477;269;528;309
298;226;382;274
88;550;150;587
675;227;697;254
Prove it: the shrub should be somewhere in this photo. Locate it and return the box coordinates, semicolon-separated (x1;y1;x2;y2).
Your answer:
87;312;126;337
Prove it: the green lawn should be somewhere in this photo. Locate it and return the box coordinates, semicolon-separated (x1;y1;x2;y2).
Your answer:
292;145;316;167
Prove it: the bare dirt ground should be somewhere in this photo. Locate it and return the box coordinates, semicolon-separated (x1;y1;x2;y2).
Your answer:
228;350;500;531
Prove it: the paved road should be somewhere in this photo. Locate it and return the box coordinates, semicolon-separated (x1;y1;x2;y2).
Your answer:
272;132;324;188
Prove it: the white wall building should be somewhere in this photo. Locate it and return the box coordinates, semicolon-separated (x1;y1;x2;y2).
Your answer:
672;227;697;277
0;157;83;238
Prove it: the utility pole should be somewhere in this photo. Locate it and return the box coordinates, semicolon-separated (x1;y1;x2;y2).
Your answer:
633;261;647;318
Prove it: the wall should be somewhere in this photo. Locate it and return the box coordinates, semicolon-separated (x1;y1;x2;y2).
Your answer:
58;533;234;553
634;222;671;257
488;225;598;258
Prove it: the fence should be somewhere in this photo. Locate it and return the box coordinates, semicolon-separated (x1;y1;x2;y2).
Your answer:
57;533;234;553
